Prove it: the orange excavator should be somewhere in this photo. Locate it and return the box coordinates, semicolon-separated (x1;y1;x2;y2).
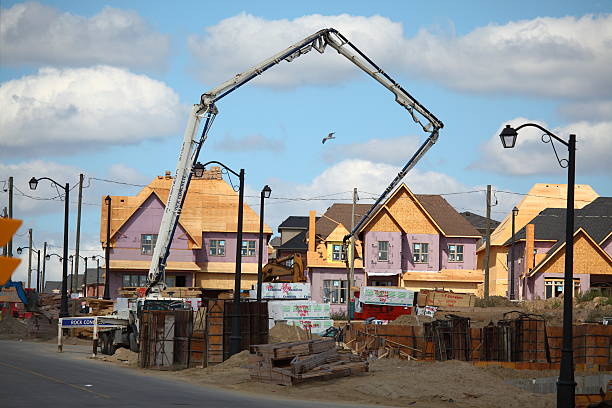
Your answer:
262;254;306;283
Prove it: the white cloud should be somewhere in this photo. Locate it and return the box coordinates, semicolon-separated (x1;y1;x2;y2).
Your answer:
0;66;184;157
214;133;285;152
472;118;612;176
0;2;170;68
189;13;612;100
401;14;612;99
107;163;150;185
188;13;403;88
322;135;420;165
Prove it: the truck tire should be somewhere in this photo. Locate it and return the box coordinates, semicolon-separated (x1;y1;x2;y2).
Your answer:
129;332;139;353
100;333;110;355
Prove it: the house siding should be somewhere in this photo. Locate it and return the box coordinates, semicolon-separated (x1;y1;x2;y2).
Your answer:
440;237;477;270
364;231;402;275
402;233;440;271
309;267;365;314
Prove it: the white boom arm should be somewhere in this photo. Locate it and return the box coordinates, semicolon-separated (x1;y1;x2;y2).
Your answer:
146;28;443;295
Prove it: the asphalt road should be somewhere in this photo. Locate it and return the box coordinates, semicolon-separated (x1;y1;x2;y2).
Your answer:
0;340;378;408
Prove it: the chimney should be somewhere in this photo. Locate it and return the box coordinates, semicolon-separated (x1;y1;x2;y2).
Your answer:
308;210;316;253
165;171;172;179
525;223;535;272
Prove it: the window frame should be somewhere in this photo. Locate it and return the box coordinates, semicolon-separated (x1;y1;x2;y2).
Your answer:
412;242;429;264
377;241;389;261
209;239;226;257
322;279;347;304
331;244;346;261
448;244;464;262
544;278;581;299
241;240;256;257
141;234;158;255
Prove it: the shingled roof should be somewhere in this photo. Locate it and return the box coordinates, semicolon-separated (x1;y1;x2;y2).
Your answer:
277;230;308;251
315;203;373;239
416;194;480;237
279;216;313;230
460;211;501;234
503;197;612;247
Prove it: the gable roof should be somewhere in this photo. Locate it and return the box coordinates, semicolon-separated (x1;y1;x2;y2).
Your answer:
486;183;599;248
279;216;316;230
101;170;272;248
503;197;612;246
353;184;480;238
315;203;373;239
277;230;308;251
460;211;501;233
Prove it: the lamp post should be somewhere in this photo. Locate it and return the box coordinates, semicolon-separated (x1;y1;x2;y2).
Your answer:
29;177;70;317
103;196;111;300
17;246;41;292
257;185;272;302
510;207;519;300
194;161;245;357
499;123;576;407
91;255;101;298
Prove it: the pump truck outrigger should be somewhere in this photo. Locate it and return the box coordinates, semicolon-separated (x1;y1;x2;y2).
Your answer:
76;28;443;356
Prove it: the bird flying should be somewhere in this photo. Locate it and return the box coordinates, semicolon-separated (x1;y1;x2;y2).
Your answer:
322;132;335;144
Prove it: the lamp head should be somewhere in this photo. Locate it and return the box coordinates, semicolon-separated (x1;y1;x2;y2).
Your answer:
192;162;205;178
512;206;519;216
29;177;38;190
45;254;50;260
16;247;23;254
499;125;518;149
262;184;272;199
105;195;111;205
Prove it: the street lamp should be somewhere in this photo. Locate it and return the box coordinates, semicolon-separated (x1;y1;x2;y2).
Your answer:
195;161;245;357
103;196;111;300
509;207;519;300
29;177;70;317
257;185;272;302
498;123;576;407
17;246;40;292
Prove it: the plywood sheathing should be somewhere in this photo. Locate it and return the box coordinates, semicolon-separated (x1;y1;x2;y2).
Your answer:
109;260;200;271
528;229;612;277
402;269;484;283
483;184;599;251
100;171;272;248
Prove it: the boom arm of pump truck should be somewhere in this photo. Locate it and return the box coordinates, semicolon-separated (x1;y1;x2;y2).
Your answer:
146;28;444;295
262;253;306;283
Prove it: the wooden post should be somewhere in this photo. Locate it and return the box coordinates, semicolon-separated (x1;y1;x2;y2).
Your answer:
57;319;63;353
92;317;99;357
73;173;83;297
483;185;492;299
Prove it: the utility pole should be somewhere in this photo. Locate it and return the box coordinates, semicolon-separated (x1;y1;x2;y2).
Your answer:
42;242;47;293
27;228;33;289
348;188;358;323
36;249;40;293
8;176;13;257
2;208;7;256
483;185;492;299
103;196;111;300
74;173;83;297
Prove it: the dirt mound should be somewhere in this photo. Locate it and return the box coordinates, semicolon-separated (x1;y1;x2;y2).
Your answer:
268;323;313;343
390;314;433;326
0;315;28;339
97;347;139;366
204;350;250;373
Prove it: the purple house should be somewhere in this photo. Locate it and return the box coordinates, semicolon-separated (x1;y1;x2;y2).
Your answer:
100;168;272;299
355;184;482;293
505;197;612;300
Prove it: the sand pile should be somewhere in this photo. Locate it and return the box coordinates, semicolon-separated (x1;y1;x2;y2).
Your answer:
268;323;314;343
390;314;432;326
206;350;250;371
0;315;28;339
97;347;139;366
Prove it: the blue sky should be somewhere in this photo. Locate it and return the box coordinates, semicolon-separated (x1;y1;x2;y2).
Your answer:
1;1;611;284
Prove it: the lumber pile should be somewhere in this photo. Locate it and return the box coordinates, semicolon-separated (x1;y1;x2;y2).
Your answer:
86;298;114;316
117;286;203;298
249;338;368;385
38;294;62;319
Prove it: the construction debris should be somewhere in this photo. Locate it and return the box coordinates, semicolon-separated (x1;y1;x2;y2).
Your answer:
249;338;368;385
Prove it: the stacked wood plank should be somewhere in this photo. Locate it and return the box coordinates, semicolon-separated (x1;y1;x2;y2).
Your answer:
38;294;62;319
85;298;115;316
116;286;203;298
249;338;368;385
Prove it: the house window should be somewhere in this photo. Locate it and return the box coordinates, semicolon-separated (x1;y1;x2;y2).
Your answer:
377;241;389;261
448;244;464;262
332;244;346;261
209;240;226;256
122;274;147;287
544;279;581;299
412;243;429;263
141;234;158;255
323;280;347;303
241;240;256;257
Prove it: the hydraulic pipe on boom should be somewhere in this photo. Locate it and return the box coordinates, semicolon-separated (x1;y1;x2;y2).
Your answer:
146;28;443;296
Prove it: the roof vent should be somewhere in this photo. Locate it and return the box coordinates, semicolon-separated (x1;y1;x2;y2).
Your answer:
165;171;172;179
